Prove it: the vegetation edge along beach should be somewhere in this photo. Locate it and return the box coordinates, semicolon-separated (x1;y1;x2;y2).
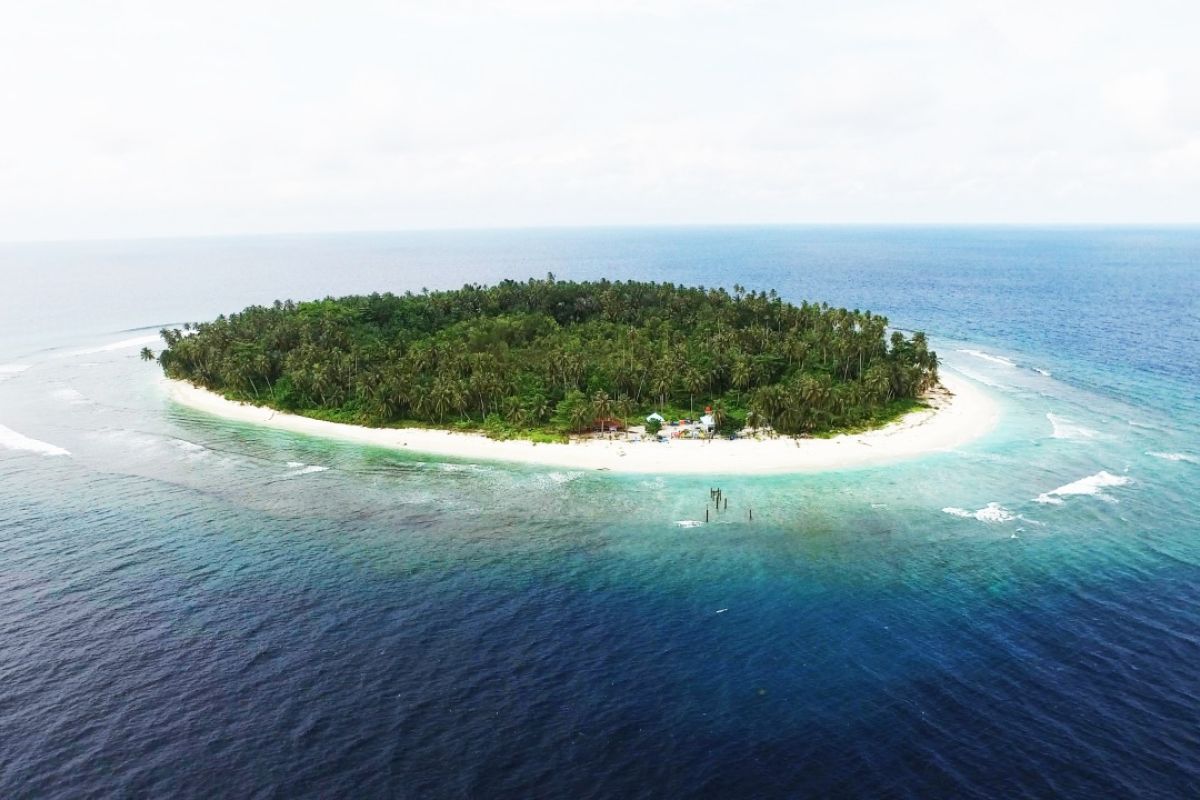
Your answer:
151;278;997;472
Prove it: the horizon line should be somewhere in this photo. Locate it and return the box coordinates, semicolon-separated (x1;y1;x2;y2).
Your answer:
3;221;1200;247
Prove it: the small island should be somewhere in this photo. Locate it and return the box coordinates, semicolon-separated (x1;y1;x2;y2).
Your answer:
153;278;994;473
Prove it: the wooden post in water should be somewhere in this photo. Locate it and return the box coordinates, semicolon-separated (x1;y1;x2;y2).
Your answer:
705;507;710;523
748;507;753;521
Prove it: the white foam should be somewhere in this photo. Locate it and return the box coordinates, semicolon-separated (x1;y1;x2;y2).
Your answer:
950;366;1008;389
1047;413;1098;440
675;520;704;528
0;364;30;381
942;502;1015;523
0;424;70;456
958;349;1017;368
1034;470;1131;504
285;462;328;476
436;463;490;473
1147;451;1198;464
1033;367;1052;377
57;334;160;358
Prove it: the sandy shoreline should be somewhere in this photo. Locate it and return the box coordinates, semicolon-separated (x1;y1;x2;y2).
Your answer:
162;371;997;474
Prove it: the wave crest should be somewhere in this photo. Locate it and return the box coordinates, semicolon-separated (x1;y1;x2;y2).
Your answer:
943;503;1015;523
958;349;1017;367
58;334;161;358
1047;413;1098;440
0;424;70;456
1034;470;1131;505
285;461;329;476
1147;451;1198;464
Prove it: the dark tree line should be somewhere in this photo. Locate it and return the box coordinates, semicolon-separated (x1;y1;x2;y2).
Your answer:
156;277;938;436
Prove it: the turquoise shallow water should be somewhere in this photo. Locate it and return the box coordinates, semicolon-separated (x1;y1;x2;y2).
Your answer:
1;227;1198;797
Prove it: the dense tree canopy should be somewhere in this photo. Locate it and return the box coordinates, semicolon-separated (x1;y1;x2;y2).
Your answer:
157;278;938;438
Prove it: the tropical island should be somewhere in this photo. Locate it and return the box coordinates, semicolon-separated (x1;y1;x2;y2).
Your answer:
153;278;995;473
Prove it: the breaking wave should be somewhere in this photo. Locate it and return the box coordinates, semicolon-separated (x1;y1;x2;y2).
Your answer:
285;461;329;476
173;438;209;454
942;503;1015;523
1147;451;1198;464
951;367;1008;389
958;349;1017;367
1047;413;1098;440
0;424;70;456
57;334;161;358
1034;471;1131;505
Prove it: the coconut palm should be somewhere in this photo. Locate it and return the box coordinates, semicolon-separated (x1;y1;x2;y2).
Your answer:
150;278;937;438
711;400;728;433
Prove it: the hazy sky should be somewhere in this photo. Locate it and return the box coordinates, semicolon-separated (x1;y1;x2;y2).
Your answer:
2;1;1197;240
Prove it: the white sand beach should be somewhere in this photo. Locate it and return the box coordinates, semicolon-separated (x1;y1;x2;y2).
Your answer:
163;370;997;474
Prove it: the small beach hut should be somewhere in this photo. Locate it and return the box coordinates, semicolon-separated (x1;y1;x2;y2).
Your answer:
646;412;665;423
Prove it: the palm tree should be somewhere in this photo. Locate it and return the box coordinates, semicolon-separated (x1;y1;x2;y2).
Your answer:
569;402;592;434
711;399;728;433
651;372;673;409
682;366;704;415
139;347;155;362
504;397;527;427
776;399;802;435
591;390;613;421
152;278;939;439
731;357;752;395
614;393;633;422
864;364;891;402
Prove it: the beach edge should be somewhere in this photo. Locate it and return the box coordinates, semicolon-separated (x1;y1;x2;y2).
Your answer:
161;370;998;474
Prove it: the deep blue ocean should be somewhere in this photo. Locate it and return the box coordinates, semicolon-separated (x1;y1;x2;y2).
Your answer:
1;227;1198;798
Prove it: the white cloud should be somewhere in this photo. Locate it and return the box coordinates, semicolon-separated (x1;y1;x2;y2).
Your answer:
0;0;1197;240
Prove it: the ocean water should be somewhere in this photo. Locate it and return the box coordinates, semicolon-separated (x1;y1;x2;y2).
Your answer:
1;227;1198;798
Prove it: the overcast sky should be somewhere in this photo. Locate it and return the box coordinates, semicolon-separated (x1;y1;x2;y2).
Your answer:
1;1;1197;241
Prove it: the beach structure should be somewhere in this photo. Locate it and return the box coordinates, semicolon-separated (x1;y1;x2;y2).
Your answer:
593;417;625;433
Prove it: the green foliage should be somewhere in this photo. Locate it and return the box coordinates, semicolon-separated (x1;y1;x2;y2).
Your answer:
157;278;938;438
645;418;663;436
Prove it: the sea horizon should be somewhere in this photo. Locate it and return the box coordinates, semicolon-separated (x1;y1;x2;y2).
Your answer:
5;220;1200;248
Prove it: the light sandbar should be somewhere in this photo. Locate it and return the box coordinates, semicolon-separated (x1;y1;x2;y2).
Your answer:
163;370;997;475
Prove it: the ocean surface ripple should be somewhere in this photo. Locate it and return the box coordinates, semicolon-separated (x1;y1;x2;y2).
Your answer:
1;227;1198;798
